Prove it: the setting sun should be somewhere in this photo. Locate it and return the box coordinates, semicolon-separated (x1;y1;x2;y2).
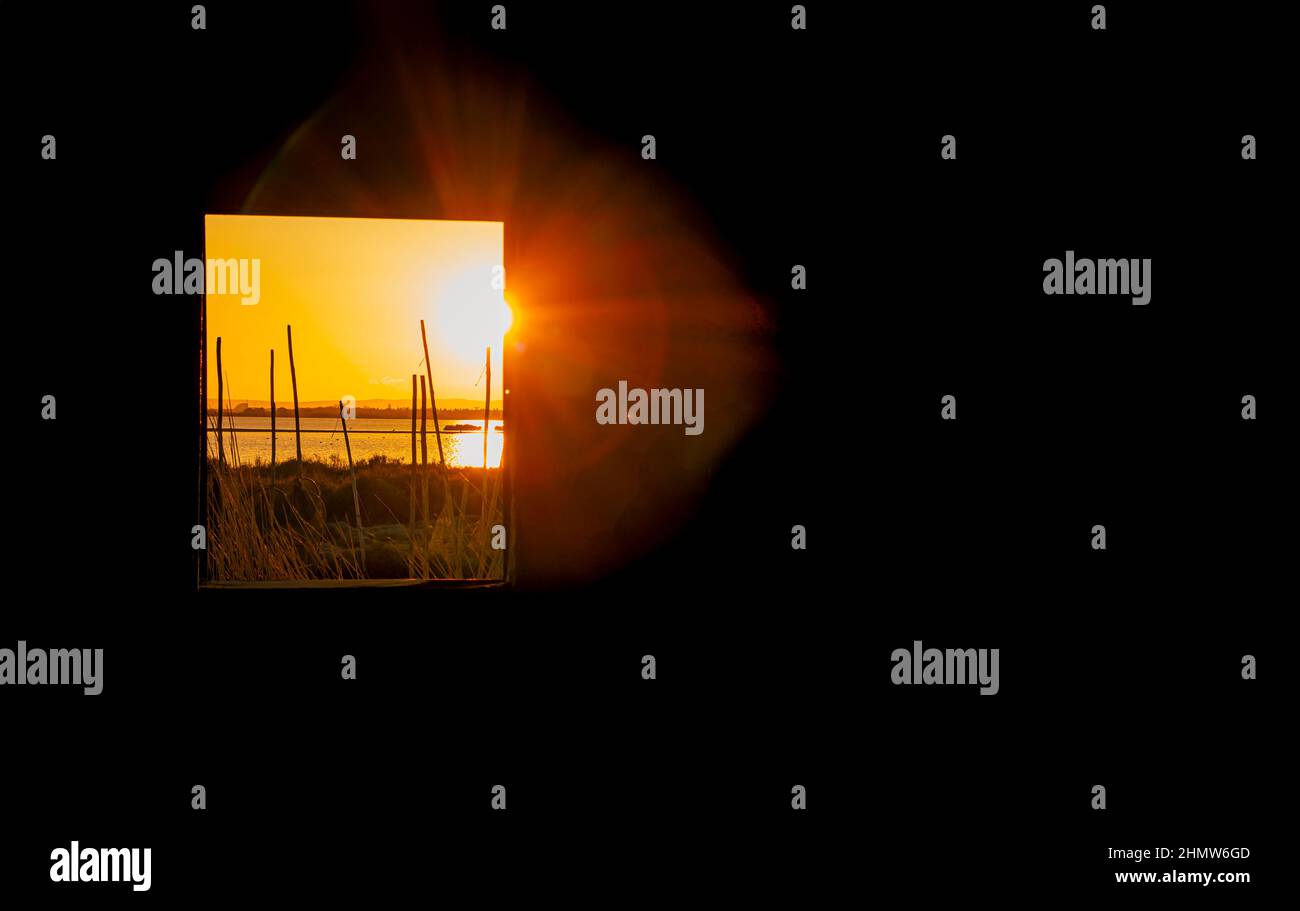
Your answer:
430;264;513;366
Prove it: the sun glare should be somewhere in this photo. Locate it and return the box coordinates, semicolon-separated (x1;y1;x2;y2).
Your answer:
430;264;512;370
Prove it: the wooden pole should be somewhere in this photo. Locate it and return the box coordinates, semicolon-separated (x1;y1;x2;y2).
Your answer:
483;346;491;471
340;401;366;574
216;336;224;467
409;374;418;575
420;319;445;465
270;348;276;483
420;375;429;524
287;325;303;476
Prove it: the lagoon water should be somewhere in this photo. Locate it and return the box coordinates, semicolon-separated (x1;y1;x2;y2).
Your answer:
208;416;504;468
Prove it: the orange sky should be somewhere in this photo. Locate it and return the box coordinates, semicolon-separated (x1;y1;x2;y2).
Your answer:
204;215;507;407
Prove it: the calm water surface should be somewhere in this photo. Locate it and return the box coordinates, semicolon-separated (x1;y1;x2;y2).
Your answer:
208;416;503;468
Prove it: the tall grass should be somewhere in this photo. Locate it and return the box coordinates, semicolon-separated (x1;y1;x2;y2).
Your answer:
204;431;504;582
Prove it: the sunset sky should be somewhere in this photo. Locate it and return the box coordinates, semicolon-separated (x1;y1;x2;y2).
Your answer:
204;215;508;407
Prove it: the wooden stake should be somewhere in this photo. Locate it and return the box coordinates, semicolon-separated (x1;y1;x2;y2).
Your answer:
410;373;418;576
340;400;366;574
216;336;224;467
410;373;417;510
420;375;429;524
287;324;303;475
270;348;276;483
420;319;445;465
